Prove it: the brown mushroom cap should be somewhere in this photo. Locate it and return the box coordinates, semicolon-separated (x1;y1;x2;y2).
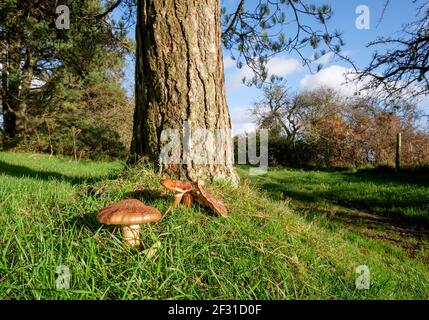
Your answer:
97;199;161;225
192;180;228;218
160;179;193;193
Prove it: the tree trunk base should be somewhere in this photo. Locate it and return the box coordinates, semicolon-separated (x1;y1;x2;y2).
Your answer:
130;0;239;186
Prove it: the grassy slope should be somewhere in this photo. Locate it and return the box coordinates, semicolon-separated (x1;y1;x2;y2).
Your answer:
244;167;429;224
0;152;428;299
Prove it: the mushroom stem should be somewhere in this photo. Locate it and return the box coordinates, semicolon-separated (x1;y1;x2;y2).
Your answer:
172;193;184;208
182;193;192;208
122;225;141;248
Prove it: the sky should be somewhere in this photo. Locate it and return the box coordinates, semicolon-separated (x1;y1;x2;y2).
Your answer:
223;0;429;134
117;0;428;135
1;1;427;133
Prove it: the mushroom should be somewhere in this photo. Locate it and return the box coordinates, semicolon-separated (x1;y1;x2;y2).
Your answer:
191;180;228;218
182;192;193;208
97;199;161;248
160;179;193;208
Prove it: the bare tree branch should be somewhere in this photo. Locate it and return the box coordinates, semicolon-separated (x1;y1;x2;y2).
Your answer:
376;0;390;28
222;0;245;38
355;0;429;100
221;0;348;86
96;0;123;20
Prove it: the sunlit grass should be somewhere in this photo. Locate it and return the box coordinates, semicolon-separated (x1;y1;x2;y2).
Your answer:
1;152;428;299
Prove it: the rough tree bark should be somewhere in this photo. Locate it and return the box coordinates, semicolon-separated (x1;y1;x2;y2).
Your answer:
130;0;239;184
1;33;29;139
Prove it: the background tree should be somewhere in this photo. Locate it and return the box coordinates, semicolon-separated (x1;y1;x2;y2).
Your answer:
251;82;344;143
356;0;429;100
250;81;429;168
0;0;133;158
251;79;298;141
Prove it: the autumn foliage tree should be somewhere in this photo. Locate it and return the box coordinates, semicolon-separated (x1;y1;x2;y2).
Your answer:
252;84;429;168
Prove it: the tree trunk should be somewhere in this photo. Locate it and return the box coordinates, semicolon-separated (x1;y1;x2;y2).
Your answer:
130;0;238;184
1;33;29;139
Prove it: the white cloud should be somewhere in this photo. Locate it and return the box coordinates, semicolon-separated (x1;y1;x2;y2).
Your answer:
229;105;254;124
229;105;257;135
266;57;301;77
300;65;362;96
300;64;424;101
313;52;334;65
223;56;235;69
226;57;302;89
227;65;254;89
340;50;355;58
232;122;257;135
312;50;354;66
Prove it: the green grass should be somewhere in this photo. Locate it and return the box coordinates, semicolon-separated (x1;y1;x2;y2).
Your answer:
1;152;428;299
241;166;429;225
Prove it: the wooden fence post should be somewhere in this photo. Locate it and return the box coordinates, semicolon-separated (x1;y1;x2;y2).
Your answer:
395;132;401;173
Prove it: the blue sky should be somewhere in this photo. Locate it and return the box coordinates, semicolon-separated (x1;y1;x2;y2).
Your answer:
120;0;428;134
1;1;426;132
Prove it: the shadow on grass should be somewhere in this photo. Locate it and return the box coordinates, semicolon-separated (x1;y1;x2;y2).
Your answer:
0;160;116;185
270;164;429;183
257;170;429;228
347;168;429;188
122;189;169;202
64;211;101;232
